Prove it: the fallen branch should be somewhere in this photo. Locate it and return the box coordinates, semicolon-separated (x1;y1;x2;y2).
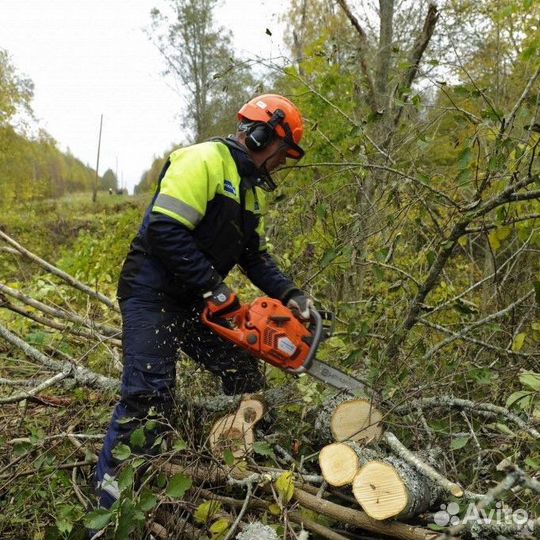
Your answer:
159;461;437;540
395;396;540;440
293;486;437;540
1;298;121;346
0;323;118;391
0;228;118;311
0;369;71;404
382;431;463;497
0;282;120;337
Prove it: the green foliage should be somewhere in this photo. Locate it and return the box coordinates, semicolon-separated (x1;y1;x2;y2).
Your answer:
0;47;33;125
148;0;257;143
166;472;192;498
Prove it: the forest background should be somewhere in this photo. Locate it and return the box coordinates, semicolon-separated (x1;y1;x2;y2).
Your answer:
0;0;539;539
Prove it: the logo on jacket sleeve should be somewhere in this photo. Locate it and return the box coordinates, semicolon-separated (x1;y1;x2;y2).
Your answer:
224;179;237;196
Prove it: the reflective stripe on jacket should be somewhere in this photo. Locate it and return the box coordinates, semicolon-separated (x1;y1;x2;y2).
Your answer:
117;138;297;302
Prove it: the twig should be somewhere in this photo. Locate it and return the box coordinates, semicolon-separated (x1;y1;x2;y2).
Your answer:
71;467;90;510
335;0;378;113
382;431;463;497
7;432;104;445
0;229;118;311
0;369;70;404
395;396;540;440
223;483;252;540
0;323;118;391
437;465;522;540
505;63;540;133
1;298;121;346
422;289;536;359
0;282;119;337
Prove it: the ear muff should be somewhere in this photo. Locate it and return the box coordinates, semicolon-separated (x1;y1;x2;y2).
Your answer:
245;123;273;151
245;109;286;152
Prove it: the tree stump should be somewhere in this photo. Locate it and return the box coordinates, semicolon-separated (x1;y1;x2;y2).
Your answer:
208;397;265;458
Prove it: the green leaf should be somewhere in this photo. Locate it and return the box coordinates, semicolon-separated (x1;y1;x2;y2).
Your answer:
488;230;500;251
138;490;158;512
13;441;33;456
118;465;134;491
321;248;338;267
426;250;436;267
194;500;222;524
275;471;295;503
519;371;540;392
112;443;131;461
166;473;192;499
129;428;146;448
268;503;281;516
458;147;472;169
172;438;187;452
450;436;469;450
511;333;527;352
209;517;231;538
494;423;514;436
223;449;235;466
252;441;275;458
84;509;112;530
144;419;158;431
506;390;534;409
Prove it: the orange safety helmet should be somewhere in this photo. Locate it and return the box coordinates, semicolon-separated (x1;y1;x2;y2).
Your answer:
237;94;305;159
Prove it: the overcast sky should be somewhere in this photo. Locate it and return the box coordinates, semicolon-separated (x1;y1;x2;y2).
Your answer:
1;0;289;192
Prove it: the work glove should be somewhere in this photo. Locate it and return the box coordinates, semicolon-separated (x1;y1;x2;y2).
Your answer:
203;282;240;317
285;291;314;321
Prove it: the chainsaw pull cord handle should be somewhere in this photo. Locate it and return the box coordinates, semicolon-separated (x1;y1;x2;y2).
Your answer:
292;308;323;373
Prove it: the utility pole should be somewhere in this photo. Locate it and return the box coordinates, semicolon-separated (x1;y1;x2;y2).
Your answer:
92;114;103;203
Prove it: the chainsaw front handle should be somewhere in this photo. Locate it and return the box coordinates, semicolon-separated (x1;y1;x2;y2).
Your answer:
287;308;323;374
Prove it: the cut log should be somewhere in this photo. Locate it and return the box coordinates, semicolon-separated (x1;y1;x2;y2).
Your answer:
352;452;443;521
315;395;384;444
319;442;380;487
209;398;265;458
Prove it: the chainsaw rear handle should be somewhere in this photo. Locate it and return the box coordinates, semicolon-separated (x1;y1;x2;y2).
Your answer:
288;307;323;374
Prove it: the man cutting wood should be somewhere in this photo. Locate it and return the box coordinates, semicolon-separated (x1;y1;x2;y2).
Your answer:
94;94;313;509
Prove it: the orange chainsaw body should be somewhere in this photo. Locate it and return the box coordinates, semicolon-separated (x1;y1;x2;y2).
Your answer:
201;297;312;372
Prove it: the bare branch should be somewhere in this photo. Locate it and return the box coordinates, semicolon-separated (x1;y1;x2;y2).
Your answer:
1;298;121;347
0;323;118;391
393;4;439;127
505;62;540;133
335;0;378;112
0;283;119;338
418;317;537;358
0;229;118;312
0;370;70;404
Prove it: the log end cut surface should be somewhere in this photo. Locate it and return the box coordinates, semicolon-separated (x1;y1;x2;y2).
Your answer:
319;443;360;486
331;399;383;443
352;461;409;520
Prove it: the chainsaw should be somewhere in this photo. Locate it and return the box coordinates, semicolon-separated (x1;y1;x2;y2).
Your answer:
201;296;366;393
